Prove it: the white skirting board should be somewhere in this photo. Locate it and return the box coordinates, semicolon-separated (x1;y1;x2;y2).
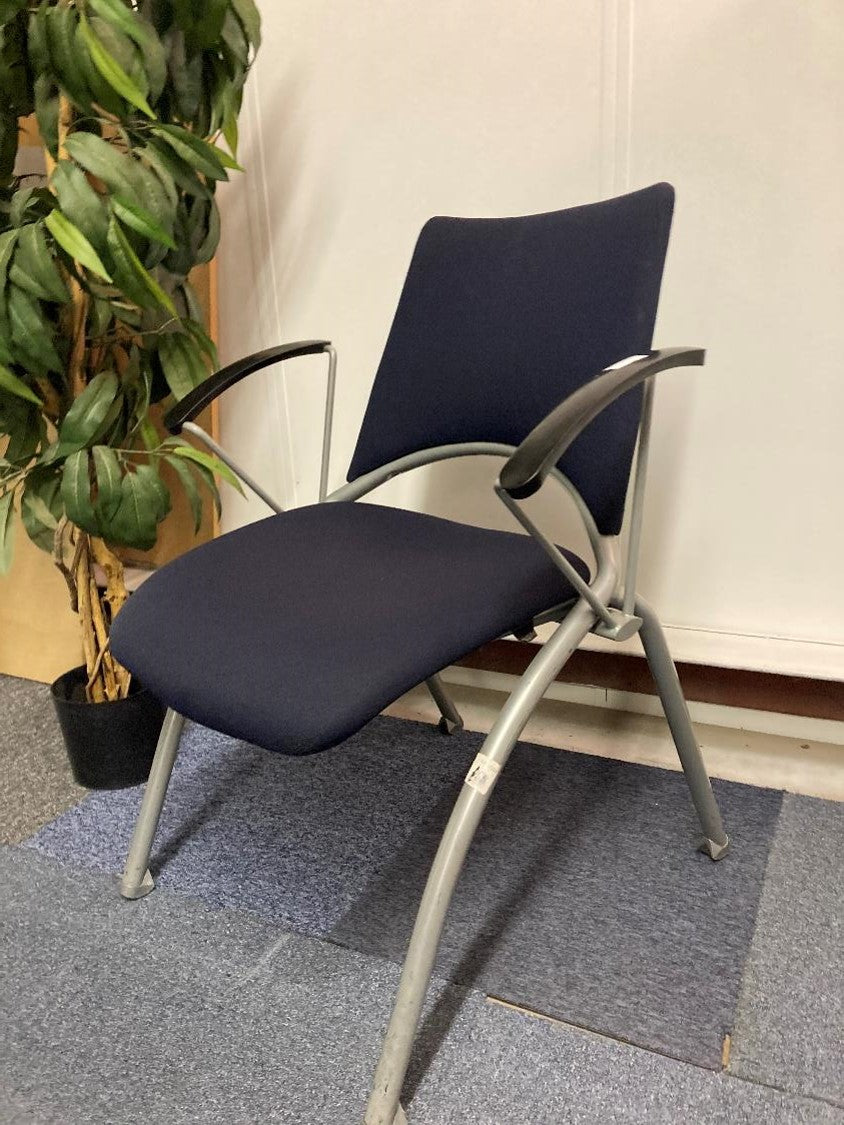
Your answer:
443;665;844;748
382;670;844;803
540;622;844;682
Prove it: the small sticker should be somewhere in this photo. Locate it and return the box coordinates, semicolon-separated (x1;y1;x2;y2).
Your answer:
465;753;501;795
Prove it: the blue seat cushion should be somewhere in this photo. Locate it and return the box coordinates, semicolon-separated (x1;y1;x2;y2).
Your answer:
110;502;589;756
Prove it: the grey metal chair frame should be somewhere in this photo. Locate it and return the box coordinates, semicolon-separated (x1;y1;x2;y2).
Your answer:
118;341;729;1125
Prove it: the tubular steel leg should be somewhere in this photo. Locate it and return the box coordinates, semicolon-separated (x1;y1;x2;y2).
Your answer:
365;600;597;1124
119;709;185;900
425;674;464;735
635;596;730;860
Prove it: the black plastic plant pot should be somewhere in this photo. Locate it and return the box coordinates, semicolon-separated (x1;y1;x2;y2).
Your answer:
50;665;166;790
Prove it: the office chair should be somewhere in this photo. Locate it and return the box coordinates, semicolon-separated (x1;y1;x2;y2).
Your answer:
110;182;730;1124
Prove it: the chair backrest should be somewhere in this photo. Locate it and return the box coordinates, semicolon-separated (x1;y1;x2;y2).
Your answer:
347;183;674;535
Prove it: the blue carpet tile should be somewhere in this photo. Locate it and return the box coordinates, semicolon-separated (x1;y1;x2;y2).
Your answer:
26;716;783;1070
730;793;844;1107
3;848;839;1125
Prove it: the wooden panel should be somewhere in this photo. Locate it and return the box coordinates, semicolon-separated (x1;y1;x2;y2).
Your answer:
0;516;82;683
457;640;844;722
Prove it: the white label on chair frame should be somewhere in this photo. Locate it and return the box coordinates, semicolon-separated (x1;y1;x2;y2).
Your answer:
465;753;501;795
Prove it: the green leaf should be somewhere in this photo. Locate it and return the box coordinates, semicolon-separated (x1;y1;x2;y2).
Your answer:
102;469;157;548
74;18;124;116
0;363;42;406
0;228;18;280
86;0;167;100
111;196;176;250
137;416;159;451
45;4;92;111
177;280;202;323
164;451;202;533
20;471;63;551
0;489;15;574
91;444;122;521
65;132;136;204
59;370;119;450
85;12;151;103
220;8;249;68
157;331;207;400
89;297;113;337
61;449;100;535
78;11;155;119
22;489;58;532
163;25;202;120
110;302;143;329
166;443;244;495
13;223;69;303
174;0;227;53
23;468;63;546
26;1;60;155
7;287;64;375
0;114;17;185
45;210;113;282
186;457;221;518
232;0;261;49
141;139;210;202
27;2;50;72
62;134;174;230
195;195;221;264
50;161;110;257
32;74;59;159
150;124;227;181
222;102;239;161
106;217;176;315
0;1;27;28
134;463;170;521
124;358;153;439
3;399;43;463
184;318;218;368
9;186;36;229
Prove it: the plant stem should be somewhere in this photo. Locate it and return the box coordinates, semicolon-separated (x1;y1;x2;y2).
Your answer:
90;537;132;698
87;561;118;701
75;535;105;703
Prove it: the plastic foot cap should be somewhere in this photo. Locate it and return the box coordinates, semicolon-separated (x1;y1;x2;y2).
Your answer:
437;716;464;736
698;836;730;862
119;868;155;900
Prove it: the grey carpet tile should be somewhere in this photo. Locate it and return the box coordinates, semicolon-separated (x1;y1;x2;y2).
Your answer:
1;848;840;1125
26;717;782;1071
730;793;844;1106
0;674;85;844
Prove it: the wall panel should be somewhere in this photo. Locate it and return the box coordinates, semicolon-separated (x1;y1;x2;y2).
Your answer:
216;1;844;678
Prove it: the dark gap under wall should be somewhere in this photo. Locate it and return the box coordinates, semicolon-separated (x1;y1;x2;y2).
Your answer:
457;642;844;722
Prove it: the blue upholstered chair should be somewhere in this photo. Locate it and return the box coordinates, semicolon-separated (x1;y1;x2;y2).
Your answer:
111;183;729;1124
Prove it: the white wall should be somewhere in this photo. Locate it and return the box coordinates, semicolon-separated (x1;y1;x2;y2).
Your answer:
217;0;844;680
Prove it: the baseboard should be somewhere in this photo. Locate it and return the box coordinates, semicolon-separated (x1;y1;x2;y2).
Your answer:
579;623;844;681
386;680;844;801
455;640;844;734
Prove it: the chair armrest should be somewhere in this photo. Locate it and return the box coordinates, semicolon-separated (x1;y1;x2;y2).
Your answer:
498;347;705;500
164;340;331;433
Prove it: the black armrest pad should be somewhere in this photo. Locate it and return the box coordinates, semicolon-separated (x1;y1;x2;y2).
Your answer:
164;340;331;433
499;347;705;499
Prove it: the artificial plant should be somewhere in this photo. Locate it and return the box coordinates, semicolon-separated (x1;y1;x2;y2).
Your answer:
0;0;260;701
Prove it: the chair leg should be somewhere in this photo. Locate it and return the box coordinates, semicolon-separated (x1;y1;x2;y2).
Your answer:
635;596;730;860
425;673;464;734
366;601;596;1124
119;708;185;899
